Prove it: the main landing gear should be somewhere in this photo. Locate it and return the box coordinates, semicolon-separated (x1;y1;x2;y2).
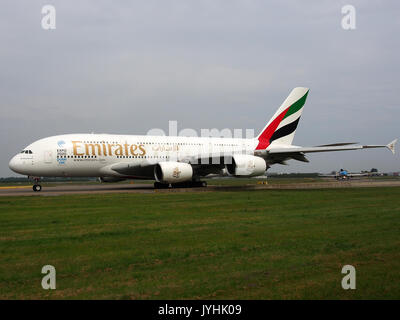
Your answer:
154;181;207;189
154;182;169;189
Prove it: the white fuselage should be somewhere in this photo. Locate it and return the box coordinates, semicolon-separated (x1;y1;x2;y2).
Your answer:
9;134;258;179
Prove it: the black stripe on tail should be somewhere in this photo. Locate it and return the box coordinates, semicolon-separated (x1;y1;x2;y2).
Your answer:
269;117;300;144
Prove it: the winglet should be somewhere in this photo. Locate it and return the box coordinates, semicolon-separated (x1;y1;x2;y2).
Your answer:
387;139;397;155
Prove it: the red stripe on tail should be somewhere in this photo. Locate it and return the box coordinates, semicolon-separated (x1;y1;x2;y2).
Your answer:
255;106;290;150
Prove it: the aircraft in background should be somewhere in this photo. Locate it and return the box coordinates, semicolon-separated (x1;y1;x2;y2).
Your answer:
319;169;370;180
320;168;385;180
9;87;397;191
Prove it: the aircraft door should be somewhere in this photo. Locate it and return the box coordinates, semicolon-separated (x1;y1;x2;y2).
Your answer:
44;150;54;164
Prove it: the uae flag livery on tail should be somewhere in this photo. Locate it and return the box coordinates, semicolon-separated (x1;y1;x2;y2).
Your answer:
256;87;309;150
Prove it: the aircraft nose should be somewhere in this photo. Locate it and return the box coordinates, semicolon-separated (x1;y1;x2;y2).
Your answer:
9;155;20;173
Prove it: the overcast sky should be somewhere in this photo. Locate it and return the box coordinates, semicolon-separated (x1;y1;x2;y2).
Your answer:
1;0;399;176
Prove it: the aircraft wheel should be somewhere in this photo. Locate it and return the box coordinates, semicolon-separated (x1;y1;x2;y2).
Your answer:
170;181;206;188
33;184;42;192
190;181;207;188
171;182;187;188
154;182;169;189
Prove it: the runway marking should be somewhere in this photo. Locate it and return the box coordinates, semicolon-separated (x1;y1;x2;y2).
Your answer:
0;186;31;189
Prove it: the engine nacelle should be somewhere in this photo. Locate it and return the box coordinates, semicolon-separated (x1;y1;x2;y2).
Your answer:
154;162;193;183
99;177;126;183
226;155;267;177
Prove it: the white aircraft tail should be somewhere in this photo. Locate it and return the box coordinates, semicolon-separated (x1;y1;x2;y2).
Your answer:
255;87;309;150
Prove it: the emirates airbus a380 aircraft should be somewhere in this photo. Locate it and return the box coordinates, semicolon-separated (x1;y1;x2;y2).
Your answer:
9;87;397;191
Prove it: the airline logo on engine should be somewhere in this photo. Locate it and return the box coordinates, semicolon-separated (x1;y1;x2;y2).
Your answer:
172;167;181;179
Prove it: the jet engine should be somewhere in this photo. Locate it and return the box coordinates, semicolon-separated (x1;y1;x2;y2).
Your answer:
99;177;126;183
226;154;267;177
154;162;193;183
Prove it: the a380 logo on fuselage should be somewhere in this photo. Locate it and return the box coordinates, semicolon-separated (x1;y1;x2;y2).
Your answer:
71;141;146;157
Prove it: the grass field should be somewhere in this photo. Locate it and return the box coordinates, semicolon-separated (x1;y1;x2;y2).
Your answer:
1;187;399;299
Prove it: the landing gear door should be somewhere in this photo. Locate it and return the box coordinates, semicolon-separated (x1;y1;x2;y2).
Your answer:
44;150;53;164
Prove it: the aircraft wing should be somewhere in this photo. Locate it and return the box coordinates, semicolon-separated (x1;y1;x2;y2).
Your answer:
268;139;397;155
105;139;397;176
255;139;397;165
266;139;396;155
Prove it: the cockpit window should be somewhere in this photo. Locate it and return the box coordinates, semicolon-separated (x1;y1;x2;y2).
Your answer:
20;150;33;154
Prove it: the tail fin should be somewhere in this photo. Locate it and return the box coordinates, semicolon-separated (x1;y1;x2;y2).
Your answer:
256;87;309;150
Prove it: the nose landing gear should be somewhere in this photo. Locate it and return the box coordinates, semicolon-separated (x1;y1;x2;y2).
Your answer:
30;177;42;192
